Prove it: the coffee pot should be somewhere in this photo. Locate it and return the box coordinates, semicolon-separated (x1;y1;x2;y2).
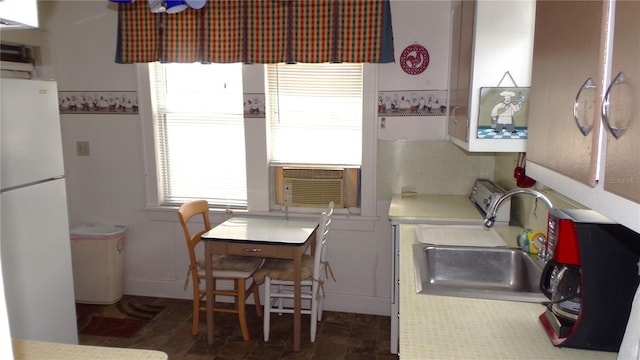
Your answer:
540;261;581;337
538;209;640;352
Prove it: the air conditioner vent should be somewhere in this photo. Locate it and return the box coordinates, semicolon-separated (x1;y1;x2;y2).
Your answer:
273;166;359;209
283;168;313;179
283;168;344;180
312;169;344;179
282;168;344;208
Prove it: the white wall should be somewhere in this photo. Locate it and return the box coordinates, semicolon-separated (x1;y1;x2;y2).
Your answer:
28;0;501;316
378;0;451;141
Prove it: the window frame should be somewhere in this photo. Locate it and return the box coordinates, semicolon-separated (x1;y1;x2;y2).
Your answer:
136;63;378;217
149;62;247;208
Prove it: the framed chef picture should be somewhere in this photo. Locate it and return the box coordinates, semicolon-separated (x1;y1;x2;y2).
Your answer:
477;87;530;139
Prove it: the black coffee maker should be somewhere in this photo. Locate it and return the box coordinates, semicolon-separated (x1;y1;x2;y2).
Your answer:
539;209;640;352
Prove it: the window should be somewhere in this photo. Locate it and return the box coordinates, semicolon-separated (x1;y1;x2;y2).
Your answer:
265;63;364;209
148;62;247;208
265;63;363;166
141;63;377;216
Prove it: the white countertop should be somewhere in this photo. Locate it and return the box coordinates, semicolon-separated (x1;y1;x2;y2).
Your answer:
389;194;483;224
399;224;617;360
11;340;168;360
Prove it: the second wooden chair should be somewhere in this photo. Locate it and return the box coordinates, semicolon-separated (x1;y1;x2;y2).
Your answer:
177;200;264;340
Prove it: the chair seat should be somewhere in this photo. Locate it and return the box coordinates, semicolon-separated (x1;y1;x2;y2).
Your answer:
252;255;314;285
197;255;264;278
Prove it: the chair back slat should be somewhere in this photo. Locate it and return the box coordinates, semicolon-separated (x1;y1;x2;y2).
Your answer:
177;200;211;276
313;201;334;281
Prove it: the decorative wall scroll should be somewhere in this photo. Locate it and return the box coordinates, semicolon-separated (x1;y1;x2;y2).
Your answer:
477;87;530;139
378;90;447;117
58;91;138;114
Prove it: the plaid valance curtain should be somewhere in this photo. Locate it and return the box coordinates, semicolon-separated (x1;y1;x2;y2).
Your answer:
115;0;394;64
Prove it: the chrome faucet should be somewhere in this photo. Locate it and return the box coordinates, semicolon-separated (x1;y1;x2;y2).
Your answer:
483;188;553;228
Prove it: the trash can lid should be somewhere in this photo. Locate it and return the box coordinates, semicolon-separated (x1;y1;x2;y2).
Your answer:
70;223;127;237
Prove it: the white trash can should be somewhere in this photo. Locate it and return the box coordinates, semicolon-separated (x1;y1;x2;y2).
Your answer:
70;224;127;304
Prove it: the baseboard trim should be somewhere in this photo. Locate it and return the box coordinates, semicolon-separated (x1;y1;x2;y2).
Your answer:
322;292;390;316
124;279;390;316
124;279;192;300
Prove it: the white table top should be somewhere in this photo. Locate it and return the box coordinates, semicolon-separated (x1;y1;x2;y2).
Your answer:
201;217;318;245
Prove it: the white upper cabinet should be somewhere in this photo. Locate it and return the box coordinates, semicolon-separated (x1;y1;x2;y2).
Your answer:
527;0;640;233
0;0;38;29
447;0;536;152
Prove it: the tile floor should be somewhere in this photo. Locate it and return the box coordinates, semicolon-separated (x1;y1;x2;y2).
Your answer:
77;296;399;360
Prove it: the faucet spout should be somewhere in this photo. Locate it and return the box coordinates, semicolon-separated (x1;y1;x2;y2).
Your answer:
483;188;553;228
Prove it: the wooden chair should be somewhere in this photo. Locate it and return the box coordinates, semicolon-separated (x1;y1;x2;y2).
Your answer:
253;202;335;342
177;200;264;340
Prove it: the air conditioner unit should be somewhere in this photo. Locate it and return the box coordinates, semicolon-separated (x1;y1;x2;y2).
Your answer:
282;168;344;208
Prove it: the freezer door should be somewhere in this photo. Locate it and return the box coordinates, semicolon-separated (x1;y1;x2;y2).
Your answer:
0;179;78;344
1;79;65;189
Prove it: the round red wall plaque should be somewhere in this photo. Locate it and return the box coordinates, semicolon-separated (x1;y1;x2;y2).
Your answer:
400;44;430;75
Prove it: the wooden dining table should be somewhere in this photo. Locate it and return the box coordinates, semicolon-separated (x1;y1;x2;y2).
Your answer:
200;217;318;351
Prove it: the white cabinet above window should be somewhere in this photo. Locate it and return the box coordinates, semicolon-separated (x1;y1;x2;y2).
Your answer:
447;0;535;152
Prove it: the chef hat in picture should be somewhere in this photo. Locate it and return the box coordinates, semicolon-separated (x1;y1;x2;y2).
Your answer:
500;91;516;98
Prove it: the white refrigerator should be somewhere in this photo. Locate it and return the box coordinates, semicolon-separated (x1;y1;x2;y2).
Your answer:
0;78;78;344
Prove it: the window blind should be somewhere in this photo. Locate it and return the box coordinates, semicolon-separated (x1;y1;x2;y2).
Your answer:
149;62;247;207
265;63;363;166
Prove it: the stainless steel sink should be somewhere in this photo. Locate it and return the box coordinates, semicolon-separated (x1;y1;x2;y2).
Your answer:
413;244;547;303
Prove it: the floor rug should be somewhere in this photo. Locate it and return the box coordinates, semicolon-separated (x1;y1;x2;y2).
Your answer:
76;302;165;338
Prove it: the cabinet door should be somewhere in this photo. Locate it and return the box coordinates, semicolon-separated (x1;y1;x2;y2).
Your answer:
448;1;462;139
448;0;474;142
603;0;640;203
527;1;606;186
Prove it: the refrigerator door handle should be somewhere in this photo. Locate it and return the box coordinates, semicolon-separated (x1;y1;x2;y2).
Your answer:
0;175;65;193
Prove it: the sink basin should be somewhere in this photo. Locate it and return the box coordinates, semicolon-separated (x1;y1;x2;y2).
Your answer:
413;244;547;303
